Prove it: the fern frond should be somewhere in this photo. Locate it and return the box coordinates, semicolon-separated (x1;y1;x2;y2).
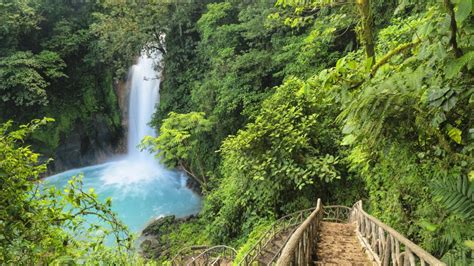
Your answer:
433;175;474;221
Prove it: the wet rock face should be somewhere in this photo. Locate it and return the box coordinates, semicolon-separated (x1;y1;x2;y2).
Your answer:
45;79;129;175
139;215;196;259
140;215;177;259
114;79;130;151
47;113;124;175
142;215;177;236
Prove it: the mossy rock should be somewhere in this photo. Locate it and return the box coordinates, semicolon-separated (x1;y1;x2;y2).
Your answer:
142;215;177;236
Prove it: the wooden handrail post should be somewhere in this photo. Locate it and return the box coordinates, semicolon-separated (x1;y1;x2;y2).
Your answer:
276;199;322;265
353;201;445;266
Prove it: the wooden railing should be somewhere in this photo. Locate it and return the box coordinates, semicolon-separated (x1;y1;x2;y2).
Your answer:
322;205;352;223
170;245;209;266
351;201;446;266
276;200;445;266
186;245;237;266
174;200;445;266
237;207;317;265
276;199;323;266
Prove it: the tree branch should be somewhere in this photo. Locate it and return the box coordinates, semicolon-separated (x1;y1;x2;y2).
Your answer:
178;160;205;188
371;40;421;76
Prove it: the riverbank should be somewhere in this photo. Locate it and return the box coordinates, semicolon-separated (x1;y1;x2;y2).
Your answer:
139;214;198;260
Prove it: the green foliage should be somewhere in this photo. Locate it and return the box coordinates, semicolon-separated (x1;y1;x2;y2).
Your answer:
221;78;341;189
455;0;473;24
233;220;273;264
141;112;212;187
202;77;348;243
142;112;212;169
0;50;65;106
433;175;474;221
166;1;471;262
0;0;41;55
0;0;124;163
92;0;191;76
160;218;210;263
335;3;474;263
140;0;355;190
3;0;472;264
0;120;148;264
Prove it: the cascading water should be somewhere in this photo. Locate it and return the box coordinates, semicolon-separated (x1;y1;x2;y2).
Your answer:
43;53;201;232
98;54;165;186
127;55;159;160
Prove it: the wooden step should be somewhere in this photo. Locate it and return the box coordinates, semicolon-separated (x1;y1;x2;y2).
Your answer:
314;222;373;265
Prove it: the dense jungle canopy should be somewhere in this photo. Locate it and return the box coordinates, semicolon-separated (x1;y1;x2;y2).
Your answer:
0;0;473;264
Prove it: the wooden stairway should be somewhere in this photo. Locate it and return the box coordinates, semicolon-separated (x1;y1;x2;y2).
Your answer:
176;200;445;265
277;200;445;266
314;222;372;265
171;245;236;266
255;228;294;265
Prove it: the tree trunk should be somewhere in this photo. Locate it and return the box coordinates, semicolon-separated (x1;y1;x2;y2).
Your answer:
444;0;463;57
179;160;206;189
357;0;375;67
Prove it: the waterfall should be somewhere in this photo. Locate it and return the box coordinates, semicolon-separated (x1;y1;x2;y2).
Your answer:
127;54;160;159
98;53;165;185
44;52;201;233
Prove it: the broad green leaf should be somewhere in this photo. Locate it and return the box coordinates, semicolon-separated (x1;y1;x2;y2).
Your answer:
447;125;462;144
341;134;356;146
446;51;474;78
419;220;438;232
442;95;458;111
455;0;472;23
342;123;354;134
464;240;474;250
365;56;374;71
431;112;446;127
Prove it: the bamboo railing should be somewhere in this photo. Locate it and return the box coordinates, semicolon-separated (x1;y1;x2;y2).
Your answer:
186;245;237;266
351;201;446;266
237;207;317;265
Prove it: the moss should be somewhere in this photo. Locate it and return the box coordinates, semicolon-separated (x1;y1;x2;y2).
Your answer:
30;104;80;154
142;215;177;236
28;66;123;158
103;71;121;128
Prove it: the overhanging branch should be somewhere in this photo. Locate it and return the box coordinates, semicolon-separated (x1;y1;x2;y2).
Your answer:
370;40;421;76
